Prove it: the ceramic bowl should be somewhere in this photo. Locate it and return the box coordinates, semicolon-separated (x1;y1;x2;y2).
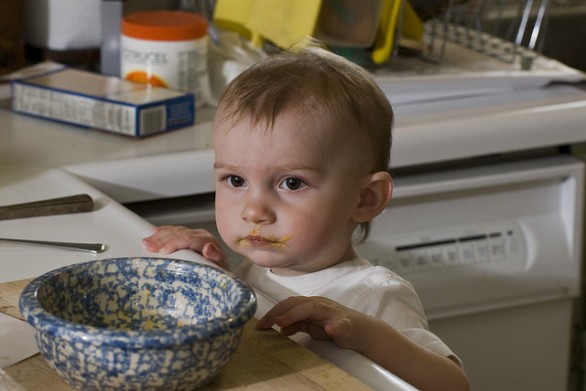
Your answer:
19;257;257;390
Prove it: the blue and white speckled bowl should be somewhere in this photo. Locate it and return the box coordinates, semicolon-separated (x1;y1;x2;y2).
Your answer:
19;257;257;391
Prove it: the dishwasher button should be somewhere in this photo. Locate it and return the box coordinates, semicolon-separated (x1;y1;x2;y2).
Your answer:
397;251;413;273
429;247;444;267
489;234;506;261
412;249;430;271
459;242;476;264
443;244;459;265
475;240;490;263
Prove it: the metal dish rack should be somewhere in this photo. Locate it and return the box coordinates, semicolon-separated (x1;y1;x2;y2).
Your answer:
422;0;550;65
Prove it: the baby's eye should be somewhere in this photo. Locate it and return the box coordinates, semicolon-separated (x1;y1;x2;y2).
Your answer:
281;177;306;191
226;175;246;188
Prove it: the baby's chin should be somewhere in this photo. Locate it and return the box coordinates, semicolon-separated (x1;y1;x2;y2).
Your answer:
242;254;302;275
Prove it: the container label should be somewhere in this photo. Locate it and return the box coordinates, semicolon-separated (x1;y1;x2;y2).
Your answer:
121;36;208;107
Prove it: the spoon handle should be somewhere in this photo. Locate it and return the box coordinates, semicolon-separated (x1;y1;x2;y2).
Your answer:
0;194;94;220
0;238;107;253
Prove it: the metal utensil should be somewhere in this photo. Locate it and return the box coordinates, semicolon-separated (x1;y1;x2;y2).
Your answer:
0;238;107;253
0;194;94;221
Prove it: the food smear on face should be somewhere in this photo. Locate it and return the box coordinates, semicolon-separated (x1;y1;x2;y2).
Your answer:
239;234;293;249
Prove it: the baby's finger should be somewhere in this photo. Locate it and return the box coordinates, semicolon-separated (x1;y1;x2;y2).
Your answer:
262;297;338;332
257;296;310;329
202;242;229;270
280;321;332;341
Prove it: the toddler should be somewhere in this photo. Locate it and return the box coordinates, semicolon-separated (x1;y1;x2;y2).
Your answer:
144;40;469;390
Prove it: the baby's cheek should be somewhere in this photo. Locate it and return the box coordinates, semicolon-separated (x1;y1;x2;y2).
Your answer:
215;218;236;250
294;226;332;253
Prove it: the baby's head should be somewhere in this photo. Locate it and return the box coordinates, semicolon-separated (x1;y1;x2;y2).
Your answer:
216;41;392;171
213;41;393;243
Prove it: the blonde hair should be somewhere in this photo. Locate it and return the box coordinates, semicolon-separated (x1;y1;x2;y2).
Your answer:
215;39;393;242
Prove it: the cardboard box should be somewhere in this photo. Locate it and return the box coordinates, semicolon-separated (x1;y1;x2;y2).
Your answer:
11;68;195;137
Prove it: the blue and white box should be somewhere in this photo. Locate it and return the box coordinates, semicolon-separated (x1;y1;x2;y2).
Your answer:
11;68;195;137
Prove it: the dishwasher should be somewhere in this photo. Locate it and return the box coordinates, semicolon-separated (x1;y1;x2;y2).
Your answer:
359;154;584;390
118;4;586;390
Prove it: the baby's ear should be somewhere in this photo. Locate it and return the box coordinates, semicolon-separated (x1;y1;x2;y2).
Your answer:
352;171;393;223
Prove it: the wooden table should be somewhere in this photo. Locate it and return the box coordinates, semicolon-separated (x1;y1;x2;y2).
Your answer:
1;279;372;390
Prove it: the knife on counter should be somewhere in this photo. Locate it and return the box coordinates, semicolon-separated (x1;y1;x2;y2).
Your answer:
0;194;94;220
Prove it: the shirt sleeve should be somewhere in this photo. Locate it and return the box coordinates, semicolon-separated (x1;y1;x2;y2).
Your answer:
349;267;461;364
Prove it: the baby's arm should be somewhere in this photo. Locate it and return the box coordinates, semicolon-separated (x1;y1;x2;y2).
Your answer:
257;296;469;391
143;226;229;270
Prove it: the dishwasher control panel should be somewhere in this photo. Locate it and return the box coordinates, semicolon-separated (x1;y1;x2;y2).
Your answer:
357;222;526;276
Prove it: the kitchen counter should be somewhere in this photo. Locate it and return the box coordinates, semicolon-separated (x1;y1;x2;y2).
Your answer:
0;167;205;283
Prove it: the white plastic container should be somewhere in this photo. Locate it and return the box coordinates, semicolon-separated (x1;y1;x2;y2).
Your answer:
121;10;209;108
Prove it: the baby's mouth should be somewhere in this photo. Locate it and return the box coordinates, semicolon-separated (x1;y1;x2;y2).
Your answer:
239;234;292;248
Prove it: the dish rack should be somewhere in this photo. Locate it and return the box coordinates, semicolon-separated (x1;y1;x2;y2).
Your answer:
420;0;550;65
185;0;550;68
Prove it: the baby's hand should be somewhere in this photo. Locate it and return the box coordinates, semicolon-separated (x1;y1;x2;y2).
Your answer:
143;226;229;270
257;296;374;353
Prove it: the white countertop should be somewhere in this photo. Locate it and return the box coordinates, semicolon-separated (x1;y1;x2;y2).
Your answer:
0;167;209;284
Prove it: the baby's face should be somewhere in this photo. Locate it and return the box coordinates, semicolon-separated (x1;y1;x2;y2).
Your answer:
212;109;370;276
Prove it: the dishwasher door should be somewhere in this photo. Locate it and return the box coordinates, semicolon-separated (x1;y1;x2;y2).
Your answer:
356;154;584;391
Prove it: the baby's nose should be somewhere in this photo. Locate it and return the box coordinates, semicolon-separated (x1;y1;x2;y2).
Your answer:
241;196;276;225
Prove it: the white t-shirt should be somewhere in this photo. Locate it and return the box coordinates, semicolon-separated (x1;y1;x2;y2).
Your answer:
236;257;459;363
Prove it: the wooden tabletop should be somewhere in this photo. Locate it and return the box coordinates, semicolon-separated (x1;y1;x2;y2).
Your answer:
1;279;372;390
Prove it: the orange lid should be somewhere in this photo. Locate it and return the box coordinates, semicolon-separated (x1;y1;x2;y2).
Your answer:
122;10;208;41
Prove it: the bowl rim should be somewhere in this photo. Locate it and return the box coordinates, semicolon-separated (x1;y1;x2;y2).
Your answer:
19;257;257;348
